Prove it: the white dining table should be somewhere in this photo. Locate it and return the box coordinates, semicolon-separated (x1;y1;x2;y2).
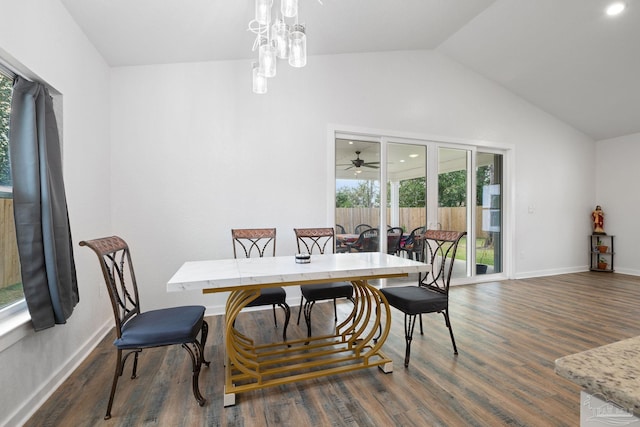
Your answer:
167;252;429;406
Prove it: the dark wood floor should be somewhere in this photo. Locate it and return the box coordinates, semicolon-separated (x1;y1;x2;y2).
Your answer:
25;272;640;427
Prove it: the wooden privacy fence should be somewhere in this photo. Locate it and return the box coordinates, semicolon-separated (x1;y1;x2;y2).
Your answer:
336;207;487;237
0;198;21;289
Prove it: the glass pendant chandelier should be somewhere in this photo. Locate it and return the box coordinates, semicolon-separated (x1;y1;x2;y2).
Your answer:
281;0;298;18
255;0;272;25
252;62;267;94
272;19;290;59
248;0;314;93
289;24;306;68
258;37;277;78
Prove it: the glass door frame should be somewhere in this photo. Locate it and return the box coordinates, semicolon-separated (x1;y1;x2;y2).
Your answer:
327;125;514;282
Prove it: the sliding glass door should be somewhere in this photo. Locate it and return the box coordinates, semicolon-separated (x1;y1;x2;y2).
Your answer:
335;138;380;239
437;147;470;278
334;133;507;281
476;152;503;275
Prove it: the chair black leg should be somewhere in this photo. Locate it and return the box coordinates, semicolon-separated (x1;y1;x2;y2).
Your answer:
442;310;458;355
333;298;338;321
272;304;278;327
279;302;291;342
403;314;418;367
201;320;210;366
131;351;139;379
296;296;304;325
104;349;123;420
419;314;424;335
303;300;315;339
182;342;206;407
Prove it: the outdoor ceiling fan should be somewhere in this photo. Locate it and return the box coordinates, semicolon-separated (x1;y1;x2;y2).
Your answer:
340;151;380;170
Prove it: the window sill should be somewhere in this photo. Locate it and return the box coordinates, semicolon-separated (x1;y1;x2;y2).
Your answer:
0;308;32;352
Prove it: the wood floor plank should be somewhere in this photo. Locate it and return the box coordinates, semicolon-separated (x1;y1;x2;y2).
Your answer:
24;272;640;426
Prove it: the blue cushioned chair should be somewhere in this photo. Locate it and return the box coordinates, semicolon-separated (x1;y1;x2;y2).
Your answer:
80;236;209;420
232;228;290;341
294;227;354;338
381;230;465;367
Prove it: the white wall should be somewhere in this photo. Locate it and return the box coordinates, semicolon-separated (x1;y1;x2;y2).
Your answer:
0;1;112;426
111;50;596;314
595;132;640;275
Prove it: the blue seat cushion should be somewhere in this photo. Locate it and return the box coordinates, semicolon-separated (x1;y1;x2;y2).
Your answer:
246;287;287;307
381;286;448;315
114;305;205;349
301;282;353;302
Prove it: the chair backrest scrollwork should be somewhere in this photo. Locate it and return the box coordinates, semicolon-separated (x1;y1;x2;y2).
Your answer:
232;228;276;258
79;236;140;340
419;230;466;294
294;227;335;255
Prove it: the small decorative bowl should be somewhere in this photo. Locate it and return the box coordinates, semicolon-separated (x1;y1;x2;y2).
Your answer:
295;253;311;264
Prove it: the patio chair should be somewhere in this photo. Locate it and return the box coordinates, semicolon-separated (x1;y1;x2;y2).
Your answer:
387;227;404;255
354;223;372;235
399;226;426;261
346;227;379;252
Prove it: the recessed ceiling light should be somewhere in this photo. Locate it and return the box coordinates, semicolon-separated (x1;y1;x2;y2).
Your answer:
399;159;406;163
606;2;626;16
409;154;419;158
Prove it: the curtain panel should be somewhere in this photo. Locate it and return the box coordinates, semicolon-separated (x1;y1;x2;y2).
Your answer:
9;76;78;331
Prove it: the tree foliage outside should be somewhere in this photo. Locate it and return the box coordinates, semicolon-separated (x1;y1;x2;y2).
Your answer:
0;73;11;187
438;165;495;208
336;180;380;208
397;177;425;208
336;178;426;208
438;170;466;207
336;165;495;209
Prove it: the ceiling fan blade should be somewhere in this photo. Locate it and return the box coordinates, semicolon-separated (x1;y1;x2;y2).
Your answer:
363;164;379;169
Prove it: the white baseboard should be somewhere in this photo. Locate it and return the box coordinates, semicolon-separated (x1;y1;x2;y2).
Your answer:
6;319;112;427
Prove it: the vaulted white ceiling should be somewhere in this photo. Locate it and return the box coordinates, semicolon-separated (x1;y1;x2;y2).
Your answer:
60;0;640;141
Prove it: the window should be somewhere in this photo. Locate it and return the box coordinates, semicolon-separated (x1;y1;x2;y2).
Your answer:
0;70;24;313
332;127;511;282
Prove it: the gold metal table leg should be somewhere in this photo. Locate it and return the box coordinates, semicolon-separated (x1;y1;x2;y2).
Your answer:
222;278;393;406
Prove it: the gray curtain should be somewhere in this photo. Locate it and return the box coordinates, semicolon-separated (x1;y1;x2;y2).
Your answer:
9;76;78;331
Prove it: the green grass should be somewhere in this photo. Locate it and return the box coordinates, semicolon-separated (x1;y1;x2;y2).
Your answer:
454;237;495;266
0;283;24;309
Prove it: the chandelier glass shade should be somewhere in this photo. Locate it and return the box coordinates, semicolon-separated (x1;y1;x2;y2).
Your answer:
272;19;290;59
255;0;272;25
288;24;306;68
250;0;308;93
252;62;267;94
281;0;298;18
258;38;277;78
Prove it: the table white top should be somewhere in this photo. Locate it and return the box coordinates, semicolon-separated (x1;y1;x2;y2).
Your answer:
167;252;429;292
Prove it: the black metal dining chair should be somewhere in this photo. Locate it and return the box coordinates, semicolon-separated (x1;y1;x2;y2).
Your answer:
387;227;404;255
380;230;466;367
346;227;379;252
232;228;290;341
354;223;372;235
294;227;354;338
399;226;426;261
80;236;209;420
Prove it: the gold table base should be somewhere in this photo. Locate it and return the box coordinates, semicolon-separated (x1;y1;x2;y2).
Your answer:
221;278;395;406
